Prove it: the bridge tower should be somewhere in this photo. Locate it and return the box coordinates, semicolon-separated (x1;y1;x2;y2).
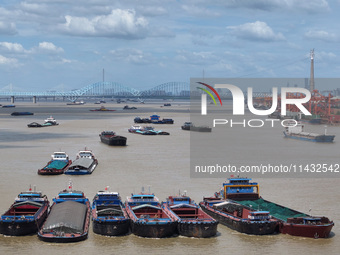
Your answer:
309;49;315;92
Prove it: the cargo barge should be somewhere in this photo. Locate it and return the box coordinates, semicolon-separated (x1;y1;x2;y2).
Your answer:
38;184;91;242
125;192;177;238
214;177;334;238
283;123;335;142
163;194;218;238
38;152;72;175
0;187;49;236
99;131;127;146
92;189;130;236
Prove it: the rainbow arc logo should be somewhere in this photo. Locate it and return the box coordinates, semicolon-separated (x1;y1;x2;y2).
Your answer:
196;82;222;106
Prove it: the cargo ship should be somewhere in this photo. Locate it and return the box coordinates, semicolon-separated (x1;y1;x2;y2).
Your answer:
163;193;218;238
125;191;177;238
283;123;335;142
64;149;98;175
92;188;130;236
38;152;72;175
99;131;127;146
214;177;334;238
0;186;49;236
38;183;91;242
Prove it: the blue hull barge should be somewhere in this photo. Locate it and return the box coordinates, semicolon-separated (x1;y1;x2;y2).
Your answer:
283;123;335;142
134;114;174;124
163;194;218;238
0;187;49;236
92;189;130;236
64;149;98;175
125;192;177;238
38;183;91;242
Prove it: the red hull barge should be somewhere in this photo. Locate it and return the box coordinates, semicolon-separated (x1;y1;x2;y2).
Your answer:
163;194;218;238
125;192;177;238
38;152;72;175
215;177;334;238
0;188;49;236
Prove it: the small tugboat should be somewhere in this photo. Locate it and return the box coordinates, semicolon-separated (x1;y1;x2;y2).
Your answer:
38;182;91;242
214;177;334;238
181;122;211;132
90;106;116;111
283;123;335;142
92;187;130;236
64;149;98;175
125;190;177;238
163;193;218;238
38;152;72;175
0;186;49;236
99;131;127;146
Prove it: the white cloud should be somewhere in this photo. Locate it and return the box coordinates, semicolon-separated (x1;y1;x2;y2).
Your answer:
37;42;64;53
227;21;285;42
59;9;149;39
0;55;18;65
304;30;338;42
0;42;26;53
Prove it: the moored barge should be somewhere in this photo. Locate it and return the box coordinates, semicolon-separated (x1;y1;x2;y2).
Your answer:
92;188;130;236
215;177;334;238
99;131;127;146
38;151;72;175
0;186;49;236
64;149;98;175
163;194;218;238
38;183;91;242
125;192;177;238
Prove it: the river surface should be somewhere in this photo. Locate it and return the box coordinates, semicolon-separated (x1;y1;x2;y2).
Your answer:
0;99;339;255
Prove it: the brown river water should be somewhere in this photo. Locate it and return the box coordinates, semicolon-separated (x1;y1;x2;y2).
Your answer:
0;99;339;255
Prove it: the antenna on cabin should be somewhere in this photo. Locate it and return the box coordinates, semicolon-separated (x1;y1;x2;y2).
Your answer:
148;185;151;194
141;186;144;193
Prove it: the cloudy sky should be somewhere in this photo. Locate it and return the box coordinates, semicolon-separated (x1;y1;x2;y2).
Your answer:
0;0;339;92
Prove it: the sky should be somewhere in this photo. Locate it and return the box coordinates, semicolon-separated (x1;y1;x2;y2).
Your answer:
0;0;339;92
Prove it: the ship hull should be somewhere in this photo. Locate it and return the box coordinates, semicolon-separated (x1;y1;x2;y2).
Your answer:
38;200;91;243
92;219;130;236
280;222;333;238
200;203;278;235
0;202;49;236
38;160;72;175
284;132;335;142
177;221;218;238
100;136;127;146
130;221;177;238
